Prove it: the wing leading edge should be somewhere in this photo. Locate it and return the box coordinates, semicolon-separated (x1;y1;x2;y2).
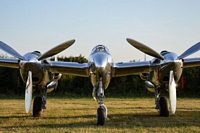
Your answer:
113;61;152;77
183;57;200;68
0;58;19;68
47;61;89;77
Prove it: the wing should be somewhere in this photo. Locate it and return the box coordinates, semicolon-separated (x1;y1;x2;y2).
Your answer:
0;58;19;68
46;61;89;77
183;58;200;68
113;61;152;77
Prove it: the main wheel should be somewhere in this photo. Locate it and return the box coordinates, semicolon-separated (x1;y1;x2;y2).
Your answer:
33;97;42;117
159;96;169;117
97;107;105;125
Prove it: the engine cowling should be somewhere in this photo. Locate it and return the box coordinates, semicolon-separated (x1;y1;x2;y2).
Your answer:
140;73;149;80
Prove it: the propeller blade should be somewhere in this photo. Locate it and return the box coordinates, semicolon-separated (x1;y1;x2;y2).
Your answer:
38;39;75;60
25;71;33;113
126;38;164;60
178;42;200;59
0;41;24;60
169;70;176;114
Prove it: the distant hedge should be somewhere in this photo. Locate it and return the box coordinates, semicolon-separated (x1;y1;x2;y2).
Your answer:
0;55;200;97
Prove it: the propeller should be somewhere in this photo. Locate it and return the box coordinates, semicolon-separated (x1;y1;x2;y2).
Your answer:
0;39;75;61
0;41;24;60
38;39;75;60
178;42;200;59
25;71;33;113
126;38;164;60
169;70;176;114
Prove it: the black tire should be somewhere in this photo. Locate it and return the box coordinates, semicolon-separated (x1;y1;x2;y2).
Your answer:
97;107;105;125
159;96;169;117
33;97;42;117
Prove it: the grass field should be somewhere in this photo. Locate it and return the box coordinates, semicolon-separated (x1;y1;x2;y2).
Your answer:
0;96;200;132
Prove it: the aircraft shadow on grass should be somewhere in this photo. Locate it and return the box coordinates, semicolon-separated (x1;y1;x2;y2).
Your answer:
1;110;200;129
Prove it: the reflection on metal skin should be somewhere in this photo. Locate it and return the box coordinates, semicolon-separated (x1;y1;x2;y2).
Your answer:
145;81;155;93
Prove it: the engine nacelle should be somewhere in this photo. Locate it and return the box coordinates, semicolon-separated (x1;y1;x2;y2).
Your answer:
145;81;155;93
53;73;62;80
140;73;149;80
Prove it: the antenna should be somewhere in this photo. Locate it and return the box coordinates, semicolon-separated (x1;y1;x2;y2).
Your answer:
55;55;58;61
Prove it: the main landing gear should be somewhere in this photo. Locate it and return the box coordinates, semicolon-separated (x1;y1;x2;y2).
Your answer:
155;70;177;117
33;96;42;117
32;89;47;117
159;96;169;117
92;77;107;126
155;87;169;117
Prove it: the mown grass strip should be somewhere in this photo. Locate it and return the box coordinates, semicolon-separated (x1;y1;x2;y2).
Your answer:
0;97;200;132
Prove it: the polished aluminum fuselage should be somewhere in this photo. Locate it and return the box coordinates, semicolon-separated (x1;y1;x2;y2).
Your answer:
150;52;183;87
88;45;113;89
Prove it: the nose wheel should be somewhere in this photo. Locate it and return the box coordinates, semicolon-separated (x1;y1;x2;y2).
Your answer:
97;107;105;125
93;77;107;125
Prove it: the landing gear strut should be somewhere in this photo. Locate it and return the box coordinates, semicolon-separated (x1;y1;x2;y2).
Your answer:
92;77;107;125
41;89;47;109
155;87;161;109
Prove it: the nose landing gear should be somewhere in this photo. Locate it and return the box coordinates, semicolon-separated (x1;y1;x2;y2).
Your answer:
93;77;107;125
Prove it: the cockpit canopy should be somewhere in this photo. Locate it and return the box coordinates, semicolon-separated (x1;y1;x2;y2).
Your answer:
160;50;169;56
91;45;110;54
33;51;41;56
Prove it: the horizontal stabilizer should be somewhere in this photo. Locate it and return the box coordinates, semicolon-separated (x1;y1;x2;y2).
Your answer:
126;38;164;60
178;42;200;59
38;39;75;60
0;41;24;60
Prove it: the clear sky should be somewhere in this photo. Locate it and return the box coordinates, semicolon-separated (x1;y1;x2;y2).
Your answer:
1;0;200;62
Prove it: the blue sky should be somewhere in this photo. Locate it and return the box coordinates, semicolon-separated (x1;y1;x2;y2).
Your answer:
1;0;200;61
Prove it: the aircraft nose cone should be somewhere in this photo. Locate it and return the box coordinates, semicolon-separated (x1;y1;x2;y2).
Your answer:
95;59;107;72
93;54;107;74
95;59;106;67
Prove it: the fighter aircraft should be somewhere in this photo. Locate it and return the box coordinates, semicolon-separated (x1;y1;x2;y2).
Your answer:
0;39;75;117
0;39;200;126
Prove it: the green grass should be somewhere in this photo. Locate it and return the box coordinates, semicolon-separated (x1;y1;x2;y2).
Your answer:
0;97;200;132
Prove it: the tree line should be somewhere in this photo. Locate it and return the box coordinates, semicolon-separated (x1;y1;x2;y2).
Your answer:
0;55;200;97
